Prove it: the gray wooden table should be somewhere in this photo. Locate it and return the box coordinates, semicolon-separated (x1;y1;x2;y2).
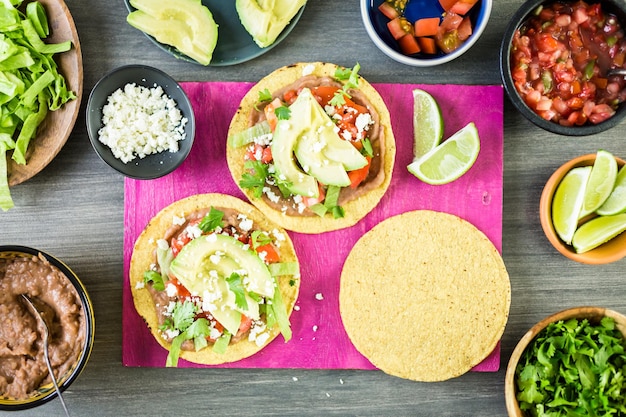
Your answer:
3;1;626;416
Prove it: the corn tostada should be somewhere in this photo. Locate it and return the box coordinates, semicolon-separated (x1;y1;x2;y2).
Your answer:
129;193;300;366
227;62;396;233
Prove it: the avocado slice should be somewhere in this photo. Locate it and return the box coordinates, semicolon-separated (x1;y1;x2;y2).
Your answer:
169;233;275;335
127;0;218;65
235;0;306;48
294;134;351;187
271;122;319;198
295;88;368;172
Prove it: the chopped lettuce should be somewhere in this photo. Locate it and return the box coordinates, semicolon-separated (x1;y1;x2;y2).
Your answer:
268;261;299;277
266;281;292;342
0;0;76;211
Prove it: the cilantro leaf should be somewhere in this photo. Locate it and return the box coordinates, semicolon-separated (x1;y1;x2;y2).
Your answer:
274;105;291;120
172;300;197;332
143;270;165;291
159;318;173;332
226;272;248;311
515;317;626;415
239;160;269;198
186;318;210;352
258;88;272;103
198;207;224;233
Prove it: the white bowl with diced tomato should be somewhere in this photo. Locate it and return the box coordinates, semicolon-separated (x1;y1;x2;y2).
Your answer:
360;0;492;67
500;0;626;136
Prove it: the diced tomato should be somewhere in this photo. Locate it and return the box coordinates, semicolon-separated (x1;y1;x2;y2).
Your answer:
572;6;589;24
378;2;399;20
311;85;340;107
303;183;325;207
168;276;192;299
263;98;282;132
449;0;479;16
589;104;615;124
418;37;438;54
387;17;409;40
312;86;368;115
439;12;463;31
237;316;254;336
398;34;421;55
170;234;190;257
283;89;297;105
255;243;280;264
245;143;272;164
438;0;458;12
347;156;371;189
436;27;462;54
535;33;560;53
457;16;473;41
414;17;440;37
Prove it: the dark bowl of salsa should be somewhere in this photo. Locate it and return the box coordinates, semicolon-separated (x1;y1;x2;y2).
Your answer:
500;0;626;136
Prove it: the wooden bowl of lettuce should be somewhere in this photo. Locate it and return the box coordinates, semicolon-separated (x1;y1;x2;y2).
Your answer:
505;307;626;416
3;0;82;209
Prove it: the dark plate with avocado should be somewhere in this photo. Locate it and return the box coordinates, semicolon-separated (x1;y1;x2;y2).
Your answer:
124;0;306;66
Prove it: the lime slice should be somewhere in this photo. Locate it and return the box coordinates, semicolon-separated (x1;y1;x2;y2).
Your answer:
580;150;618;218
412;89;443;158
407;122;480;185
597;164;626;216
572;213;626;253
552;166;591;245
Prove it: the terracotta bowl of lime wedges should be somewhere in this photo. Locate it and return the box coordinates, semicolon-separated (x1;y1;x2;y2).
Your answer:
505;306;626;416
540;151;626;264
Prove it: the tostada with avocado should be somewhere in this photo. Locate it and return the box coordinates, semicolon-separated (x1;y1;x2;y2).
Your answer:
227;62;396;234
129;193;300;366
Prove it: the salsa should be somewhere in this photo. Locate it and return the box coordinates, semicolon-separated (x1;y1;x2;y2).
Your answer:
511;1;626;126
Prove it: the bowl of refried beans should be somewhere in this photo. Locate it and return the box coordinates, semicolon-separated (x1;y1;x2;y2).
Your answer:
0;246;94;410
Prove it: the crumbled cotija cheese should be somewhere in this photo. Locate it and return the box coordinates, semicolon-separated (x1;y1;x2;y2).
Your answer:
98;82;188;163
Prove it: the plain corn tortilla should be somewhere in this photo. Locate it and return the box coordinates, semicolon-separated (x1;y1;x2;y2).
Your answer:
339;210;511;382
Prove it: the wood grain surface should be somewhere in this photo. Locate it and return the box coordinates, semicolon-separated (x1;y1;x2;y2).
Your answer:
2;1;626;416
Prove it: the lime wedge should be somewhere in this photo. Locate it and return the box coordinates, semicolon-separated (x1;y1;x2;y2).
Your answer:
407;122;480;185
572;213;626;253
597;164;626;216
580;150;618;218
413;89;443;158
552;166;591;245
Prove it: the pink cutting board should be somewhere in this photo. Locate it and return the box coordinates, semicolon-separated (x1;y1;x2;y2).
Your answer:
122;81;504;371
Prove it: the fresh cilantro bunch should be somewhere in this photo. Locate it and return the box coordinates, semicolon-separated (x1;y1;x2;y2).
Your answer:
515;317;626;416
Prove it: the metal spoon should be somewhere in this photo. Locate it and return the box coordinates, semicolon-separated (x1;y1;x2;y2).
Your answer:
608;68;626;77
21;294;71;417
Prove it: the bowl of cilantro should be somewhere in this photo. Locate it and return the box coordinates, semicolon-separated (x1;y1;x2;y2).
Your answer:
505;306;626;416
